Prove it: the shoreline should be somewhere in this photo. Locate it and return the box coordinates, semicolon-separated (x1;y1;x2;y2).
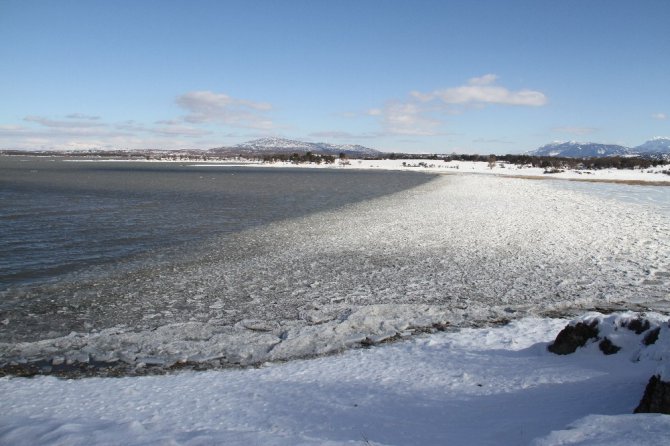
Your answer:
3;160;670;444
4;313;670;445
60;155;670;185
2;173;669;378
4;153;669;185
498;173;670;187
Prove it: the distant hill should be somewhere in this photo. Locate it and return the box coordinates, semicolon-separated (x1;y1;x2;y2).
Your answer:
209;138;382;158
528;141;633;158
527;138;670;159
635;137;670;155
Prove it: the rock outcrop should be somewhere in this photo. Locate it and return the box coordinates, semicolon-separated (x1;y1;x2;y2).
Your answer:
635;375;670;414
547;313;670;415
547;320;599;355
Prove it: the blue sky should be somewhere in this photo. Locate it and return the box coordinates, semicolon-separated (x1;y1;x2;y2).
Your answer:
1;0;668;154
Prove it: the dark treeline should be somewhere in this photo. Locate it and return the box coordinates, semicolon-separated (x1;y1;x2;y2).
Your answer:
380;153;669;170
2;149;668;171
260;151;338;165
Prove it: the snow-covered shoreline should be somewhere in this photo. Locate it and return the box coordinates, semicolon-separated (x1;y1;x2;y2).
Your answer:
63;156;670;185
2;173;669;375
206;157;670;185
3;314;670;445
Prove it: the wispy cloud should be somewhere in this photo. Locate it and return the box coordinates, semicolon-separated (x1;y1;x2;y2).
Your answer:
552;126;598;136
0;112;217;151
65;113;100;120
651;112;667;121
152;124;211;137
154;119;182;125
24;115;105;129
1;121;136;150
367;102;442;136
115;120;210;137
411;74;547;107
0;125;214;151
176;90;274;130
308;130;377;140
367;75;547;137
472;138;515;145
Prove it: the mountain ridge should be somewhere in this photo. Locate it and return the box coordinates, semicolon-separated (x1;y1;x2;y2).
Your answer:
528;138;670;158
210;137;381;158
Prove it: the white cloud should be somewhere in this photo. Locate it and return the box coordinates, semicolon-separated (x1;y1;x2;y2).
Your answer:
115;120;210;137
65;113;100;120
0;126;214;151
553;126;598;135
0;124;24;132
2;113;214;151
468;74;499;86
414;74;547;107
368;101;442;136
368;75;547;138
472;138;514;145
24;115;105;129
308;131;377;140
651;112;667;120
176;91;274;129
152;124;211;137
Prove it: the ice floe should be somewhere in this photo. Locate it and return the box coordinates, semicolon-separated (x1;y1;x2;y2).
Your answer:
1;174;669;373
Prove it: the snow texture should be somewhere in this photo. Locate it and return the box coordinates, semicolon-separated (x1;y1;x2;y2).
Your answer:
2;314;670;445
2;174;669;372
271;158;670;183
2;168;670;443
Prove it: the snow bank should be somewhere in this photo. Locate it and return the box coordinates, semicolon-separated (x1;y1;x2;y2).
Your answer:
243;158;670;184
1;305;463;375
2;314;670;445
532;312;670;445
534;414;670;446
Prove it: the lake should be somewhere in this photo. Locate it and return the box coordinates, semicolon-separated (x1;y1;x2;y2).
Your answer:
0;157;435;290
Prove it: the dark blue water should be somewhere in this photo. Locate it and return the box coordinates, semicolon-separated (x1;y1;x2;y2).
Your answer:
0;157;435;290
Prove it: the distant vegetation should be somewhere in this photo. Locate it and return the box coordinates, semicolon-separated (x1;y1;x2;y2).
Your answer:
2;148;668;171
380;152;670;170
260;151;338;165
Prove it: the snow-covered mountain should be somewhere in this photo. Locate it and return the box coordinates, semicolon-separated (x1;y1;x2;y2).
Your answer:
210;138;381;158
528;141;633;158
528;138;670;158
635;137;670;155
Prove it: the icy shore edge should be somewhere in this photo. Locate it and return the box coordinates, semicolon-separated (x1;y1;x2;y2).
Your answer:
0;303;512;377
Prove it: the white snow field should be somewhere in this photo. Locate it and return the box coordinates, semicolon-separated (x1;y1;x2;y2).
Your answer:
3;314;670;445
195;157;670;184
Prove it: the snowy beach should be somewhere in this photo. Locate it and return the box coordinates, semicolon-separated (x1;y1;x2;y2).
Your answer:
2;167;670;444
195;157;670;185
3;314;670;445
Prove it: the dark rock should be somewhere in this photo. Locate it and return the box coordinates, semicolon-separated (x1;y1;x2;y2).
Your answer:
598;337;621;355
622;318;651;335
643;327;661;346
635;375;670;414
548;320;599;355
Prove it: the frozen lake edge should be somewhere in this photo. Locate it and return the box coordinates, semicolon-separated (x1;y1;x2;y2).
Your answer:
2;171;669;377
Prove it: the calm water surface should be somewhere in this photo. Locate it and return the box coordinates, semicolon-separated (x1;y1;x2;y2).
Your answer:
0;157;435;289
